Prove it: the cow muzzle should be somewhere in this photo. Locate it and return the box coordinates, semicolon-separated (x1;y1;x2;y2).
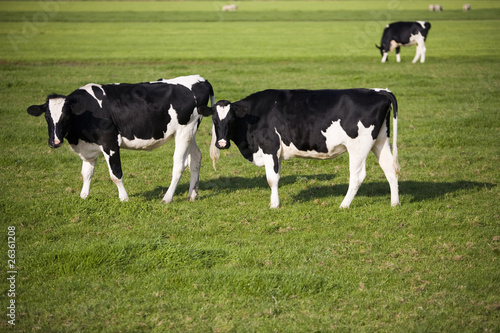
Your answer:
217;139;228;149
50;139;62;148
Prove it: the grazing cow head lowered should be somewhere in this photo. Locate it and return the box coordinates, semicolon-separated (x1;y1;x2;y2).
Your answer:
376;21;431;63
201;88;400;209
28;75;214;203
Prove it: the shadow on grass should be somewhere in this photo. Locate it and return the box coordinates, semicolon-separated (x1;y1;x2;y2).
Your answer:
138;174;496;204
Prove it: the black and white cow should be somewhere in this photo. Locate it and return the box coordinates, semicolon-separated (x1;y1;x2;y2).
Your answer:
27;75;214;203
376;21;431;63
200;88;400;208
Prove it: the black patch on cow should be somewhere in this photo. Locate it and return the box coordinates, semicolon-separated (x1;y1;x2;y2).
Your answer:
92;85;105;101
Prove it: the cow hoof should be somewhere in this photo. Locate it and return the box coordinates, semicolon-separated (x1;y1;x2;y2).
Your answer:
161;198;172;204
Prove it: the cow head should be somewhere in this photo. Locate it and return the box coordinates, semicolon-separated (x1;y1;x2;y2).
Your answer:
375;44;384;56
27;94;69;148
200;100;247;150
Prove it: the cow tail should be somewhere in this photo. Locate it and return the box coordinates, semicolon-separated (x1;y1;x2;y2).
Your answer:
208;87;220;171
388;91;400;177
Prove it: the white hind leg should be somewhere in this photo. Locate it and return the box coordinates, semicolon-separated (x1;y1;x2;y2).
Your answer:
372;135;399;206
187;138;202;202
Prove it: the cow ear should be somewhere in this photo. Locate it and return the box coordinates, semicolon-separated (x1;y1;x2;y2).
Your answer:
232;104;248;118
27;105;44;117
375;44;381;50
199;105;214;117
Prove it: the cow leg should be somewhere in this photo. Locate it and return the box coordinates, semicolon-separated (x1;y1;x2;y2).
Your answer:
418;40;426;63
340;145;371;209
412;36;426;63
396;46;401;63
71;141;101;200
187;138;202;202
80;159;97;199
381;52;389;63
372;136;400;206
264;156;281;208
101;147;129;202
162;130;193;204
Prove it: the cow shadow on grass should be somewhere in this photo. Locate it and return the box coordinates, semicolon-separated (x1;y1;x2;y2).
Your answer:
138;174;495;204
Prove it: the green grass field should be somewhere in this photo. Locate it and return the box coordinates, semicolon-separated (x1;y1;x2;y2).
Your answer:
1;1;499;332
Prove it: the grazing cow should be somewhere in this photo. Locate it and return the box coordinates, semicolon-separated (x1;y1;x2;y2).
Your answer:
27;75;214;203
222;4;238;12
463;4;471;11
376;21;431;63
200;88;400;208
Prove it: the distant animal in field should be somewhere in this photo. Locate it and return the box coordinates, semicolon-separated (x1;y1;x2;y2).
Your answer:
222;5;238;12
27;75;214;203
200;88;400;209
463;4;471;11
376;21;431;63
435;4;443;11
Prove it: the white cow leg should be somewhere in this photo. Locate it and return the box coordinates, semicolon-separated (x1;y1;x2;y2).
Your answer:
412;36;426;63
419;43;426;63
396;46;401;62
340;150;369;209
372;137;400;206
412;47;421;63
265;157;281;209
101;148;129;202
381;52;389;63
162;132;191;204
187;139;202;202
80;159;97;199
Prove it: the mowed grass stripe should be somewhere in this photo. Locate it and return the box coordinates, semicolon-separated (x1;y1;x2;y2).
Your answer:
1;9;499;22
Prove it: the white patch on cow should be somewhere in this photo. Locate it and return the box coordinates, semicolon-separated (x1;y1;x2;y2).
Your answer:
216;104;231;121
80;84;106;108
120;105;179;150
273;127;343;160
48;97;65;143
154;75;204;90
371;88;391;93
408;32;423;45
417;21;426;29
251;147;272;167
322;120;374;154
49;97;65;124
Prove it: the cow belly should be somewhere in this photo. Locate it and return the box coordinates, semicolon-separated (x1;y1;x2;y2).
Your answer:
280;141;346;160
120;134;173;151
70;140;101;161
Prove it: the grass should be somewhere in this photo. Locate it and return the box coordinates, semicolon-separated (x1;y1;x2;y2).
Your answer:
1;1;499;332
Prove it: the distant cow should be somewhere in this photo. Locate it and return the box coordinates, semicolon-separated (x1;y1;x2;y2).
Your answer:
222;5;238;12
200;89;400;208
27;75;214;203
463;4;471;11
376;21;431;63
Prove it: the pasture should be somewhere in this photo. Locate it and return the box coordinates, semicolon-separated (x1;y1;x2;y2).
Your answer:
0;1;499;331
